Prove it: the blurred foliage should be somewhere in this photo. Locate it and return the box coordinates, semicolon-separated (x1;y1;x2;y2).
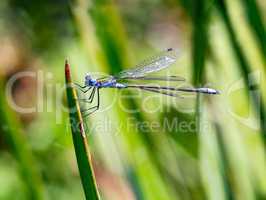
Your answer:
0;0;265;200
0;79;44;200
7;0;74;54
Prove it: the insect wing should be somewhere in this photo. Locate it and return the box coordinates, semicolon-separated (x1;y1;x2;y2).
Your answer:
115;48;179;79
116;75;185;82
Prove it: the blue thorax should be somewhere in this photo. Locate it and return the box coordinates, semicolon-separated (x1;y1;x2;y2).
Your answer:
85;75;123;88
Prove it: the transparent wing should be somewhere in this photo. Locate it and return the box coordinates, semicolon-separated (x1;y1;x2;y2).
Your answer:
116;75;185;82
115;48;179;79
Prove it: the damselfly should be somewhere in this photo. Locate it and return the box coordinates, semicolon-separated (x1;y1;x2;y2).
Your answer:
75;48;220;117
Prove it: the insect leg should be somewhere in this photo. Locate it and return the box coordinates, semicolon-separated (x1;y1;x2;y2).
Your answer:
96;87;100;109
79;87;96;106
81;88;100;117
74;83;92;93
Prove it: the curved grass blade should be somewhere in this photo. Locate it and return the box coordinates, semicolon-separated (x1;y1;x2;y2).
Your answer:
192;0;210;86
214;0;266;143
242;0;266;62
88;1;177;198
65;61;101;200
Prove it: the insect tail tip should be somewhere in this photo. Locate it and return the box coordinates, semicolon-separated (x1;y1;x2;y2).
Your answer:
210;88;221;95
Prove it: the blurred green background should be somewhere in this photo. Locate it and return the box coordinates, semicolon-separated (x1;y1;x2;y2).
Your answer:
0;0;265;199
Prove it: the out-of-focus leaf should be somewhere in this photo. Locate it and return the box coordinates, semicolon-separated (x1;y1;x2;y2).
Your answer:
191;0;210;85
214;123;235;200
214;0;266;142
8;0;74;53
89;0;130;74
242;0;266;62
161;108;199;157
0;79;44;200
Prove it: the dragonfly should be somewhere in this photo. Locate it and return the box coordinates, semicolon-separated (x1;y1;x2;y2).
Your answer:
75;48;220;117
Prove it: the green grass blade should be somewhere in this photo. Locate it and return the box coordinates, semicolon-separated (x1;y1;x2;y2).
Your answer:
87;1;176;199
214;0;266;142
214;123;236;200
191;0;209;86
65;61;101;200
0;80;44;200
242;0;266;62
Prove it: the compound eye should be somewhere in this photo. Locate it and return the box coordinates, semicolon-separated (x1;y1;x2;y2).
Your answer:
85;74;91;80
